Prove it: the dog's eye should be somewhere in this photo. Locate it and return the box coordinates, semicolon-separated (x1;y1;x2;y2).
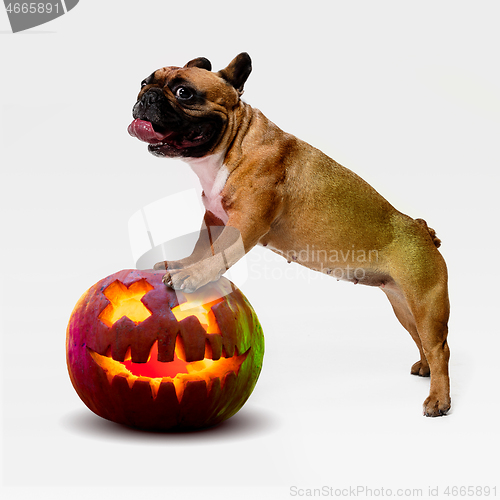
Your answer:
141;72;156;89
175;86;194;100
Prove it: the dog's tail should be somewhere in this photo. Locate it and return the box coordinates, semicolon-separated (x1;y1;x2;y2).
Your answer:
416;218;441;248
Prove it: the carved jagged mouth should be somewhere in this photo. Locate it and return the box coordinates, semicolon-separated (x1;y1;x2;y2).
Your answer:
88;336;249;403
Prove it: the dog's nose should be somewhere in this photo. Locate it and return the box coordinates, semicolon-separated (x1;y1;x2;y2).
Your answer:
142;88;163;106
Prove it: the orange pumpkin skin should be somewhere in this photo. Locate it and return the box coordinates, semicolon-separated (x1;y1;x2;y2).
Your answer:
66;269;264;431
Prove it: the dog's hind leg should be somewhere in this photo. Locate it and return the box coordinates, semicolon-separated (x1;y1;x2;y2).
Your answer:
383;235;451;416
382;286;430;377
409;278;451;417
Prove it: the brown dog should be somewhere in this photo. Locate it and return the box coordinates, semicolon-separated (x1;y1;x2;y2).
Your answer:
128;53;451;417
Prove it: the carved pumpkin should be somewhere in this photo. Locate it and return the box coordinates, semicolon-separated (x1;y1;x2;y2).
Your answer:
66;269;264;430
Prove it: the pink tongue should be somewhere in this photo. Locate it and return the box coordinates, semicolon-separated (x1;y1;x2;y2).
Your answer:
128;119;172;143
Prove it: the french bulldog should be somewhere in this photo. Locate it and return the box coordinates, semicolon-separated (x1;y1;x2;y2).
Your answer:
128;53;451;417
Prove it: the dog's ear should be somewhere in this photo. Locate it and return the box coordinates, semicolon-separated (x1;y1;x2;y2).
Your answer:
218;53;252;94
184;57;212;71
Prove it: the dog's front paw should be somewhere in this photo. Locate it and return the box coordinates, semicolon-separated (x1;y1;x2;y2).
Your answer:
423;395;451;417
163;265;219;293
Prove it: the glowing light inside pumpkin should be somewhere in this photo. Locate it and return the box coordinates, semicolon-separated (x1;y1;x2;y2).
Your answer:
171;298;223;334
98;279;153;327
89;336;249;402
123;340;190;378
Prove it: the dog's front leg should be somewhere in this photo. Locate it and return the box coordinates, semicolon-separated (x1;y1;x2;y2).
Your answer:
153;210;225;272
162;188;279;292
164;199;276;292
163;223;245;292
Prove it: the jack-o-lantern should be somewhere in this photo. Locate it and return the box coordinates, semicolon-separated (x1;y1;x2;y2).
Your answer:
66;269;264;431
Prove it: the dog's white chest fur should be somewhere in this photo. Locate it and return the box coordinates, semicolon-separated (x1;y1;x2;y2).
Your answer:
184;153;229;223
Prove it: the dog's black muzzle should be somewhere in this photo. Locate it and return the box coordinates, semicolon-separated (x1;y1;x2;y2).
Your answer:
132;88;181;131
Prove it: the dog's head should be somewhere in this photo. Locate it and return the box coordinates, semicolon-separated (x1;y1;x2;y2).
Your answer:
128;53;252;158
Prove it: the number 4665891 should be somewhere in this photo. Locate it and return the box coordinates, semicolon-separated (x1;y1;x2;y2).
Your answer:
5;3;60;14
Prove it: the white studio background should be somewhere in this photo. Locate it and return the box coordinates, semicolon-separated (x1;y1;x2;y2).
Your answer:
1;1;499;499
